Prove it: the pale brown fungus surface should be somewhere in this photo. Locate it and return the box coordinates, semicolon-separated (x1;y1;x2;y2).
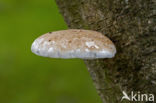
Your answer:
31;29;116;59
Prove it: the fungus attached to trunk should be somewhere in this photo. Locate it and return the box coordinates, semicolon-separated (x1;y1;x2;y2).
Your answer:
31;29;116;59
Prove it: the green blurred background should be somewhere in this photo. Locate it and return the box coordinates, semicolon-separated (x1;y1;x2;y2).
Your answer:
0;0;102;103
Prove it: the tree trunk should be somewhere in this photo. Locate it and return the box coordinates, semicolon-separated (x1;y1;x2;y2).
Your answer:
55;0;156;103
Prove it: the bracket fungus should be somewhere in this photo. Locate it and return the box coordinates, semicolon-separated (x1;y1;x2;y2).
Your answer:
31;29;116;59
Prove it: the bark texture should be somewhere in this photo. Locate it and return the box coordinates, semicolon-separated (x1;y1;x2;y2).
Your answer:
55;0;156;103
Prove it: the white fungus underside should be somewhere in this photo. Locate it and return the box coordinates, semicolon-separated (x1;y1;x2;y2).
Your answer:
31;38;116;59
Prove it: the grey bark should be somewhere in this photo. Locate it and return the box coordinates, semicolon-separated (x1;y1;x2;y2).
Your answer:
55;0;156;103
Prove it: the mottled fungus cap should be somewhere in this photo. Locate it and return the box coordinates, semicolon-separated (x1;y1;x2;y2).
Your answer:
31;29;116;59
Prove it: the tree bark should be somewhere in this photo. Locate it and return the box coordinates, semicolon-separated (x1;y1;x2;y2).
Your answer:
55;0;156;103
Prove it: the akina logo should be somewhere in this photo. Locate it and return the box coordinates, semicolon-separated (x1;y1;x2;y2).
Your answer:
121;91;154;102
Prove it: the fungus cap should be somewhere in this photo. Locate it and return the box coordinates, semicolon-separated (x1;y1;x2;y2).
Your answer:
31;29;116;59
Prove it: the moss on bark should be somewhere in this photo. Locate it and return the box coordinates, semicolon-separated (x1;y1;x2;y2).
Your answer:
55;0;156;103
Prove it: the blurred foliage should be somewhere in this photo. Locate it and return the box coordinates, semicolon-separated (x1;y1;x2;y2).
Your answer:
0;0;102;103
